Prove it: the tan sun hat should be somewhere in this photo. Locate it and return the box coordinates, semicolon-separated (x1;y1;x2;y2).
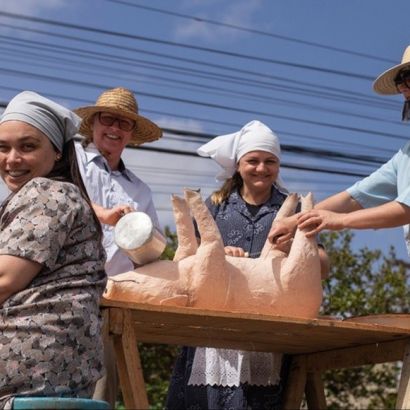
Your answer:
373;46;410;95
74;87;162;146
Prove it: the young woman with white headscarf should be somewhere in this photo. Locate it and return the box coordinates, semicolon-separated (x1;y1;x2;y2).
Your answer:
166;120;329;410
0;91;107;408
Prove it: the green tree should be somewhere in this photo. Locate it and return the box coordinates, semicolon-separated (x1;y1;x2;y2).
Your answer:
134;229;409;409
319;231;409;409
160;226;178;261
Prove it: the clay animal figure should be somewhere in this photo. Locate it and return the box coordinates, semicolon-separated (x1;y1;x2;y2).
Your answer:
103;190;323;318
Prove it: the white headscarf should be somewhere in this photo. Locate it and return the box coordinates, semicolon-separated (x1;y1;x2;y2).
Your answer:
0;91;81;152
198;120;286;189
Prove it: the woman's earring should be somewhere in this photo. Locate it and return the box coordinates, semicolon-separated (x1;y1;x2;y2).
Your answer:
56;153;62;161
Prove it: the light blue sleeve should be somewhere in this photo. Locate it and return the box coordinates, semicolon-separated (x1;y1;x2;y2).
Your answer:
347;142;410;257
346;146;403;208
394;143;410;206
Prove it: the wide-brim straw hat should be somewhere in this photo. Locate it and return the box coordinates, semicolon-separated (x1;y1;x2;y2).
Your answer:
373;46;410;95
74;87;162;146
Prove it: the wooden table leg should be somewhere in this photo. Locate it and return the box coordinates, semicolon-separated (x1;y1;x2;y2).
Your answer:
305;371;326;409
110;308;149;409
283;356;307;410
396;341;410;409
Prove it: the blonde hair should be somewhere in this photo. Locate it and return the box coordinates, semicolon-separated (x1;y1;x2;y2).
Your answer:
210;172;243;205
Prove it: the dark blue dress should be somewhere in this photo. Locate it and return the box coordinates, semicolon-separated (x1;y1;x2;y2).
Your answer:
166;186;291;410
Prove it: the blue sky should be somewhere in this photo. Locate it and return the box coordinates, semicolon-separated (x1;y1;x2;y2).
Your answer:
1;0;410;259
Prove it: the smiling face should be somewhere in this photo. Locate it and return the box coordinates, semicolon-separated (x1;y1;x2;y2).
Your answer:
92;111;134;170
237;150;280;195
0;121;58;192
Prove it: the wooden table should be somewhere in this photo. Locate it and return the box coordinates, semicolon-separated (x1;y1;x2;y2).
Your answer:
101;299;410;409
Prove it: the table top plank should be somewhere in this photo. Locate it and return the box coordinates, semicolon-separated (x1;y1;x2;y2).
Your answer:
102;299;410;354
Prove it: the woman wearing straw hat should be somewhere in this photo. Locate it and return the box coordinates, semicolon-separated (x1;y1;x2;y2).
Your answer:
74;87;162;406
268;45;410;254
166;120;329;410
74;87;163;277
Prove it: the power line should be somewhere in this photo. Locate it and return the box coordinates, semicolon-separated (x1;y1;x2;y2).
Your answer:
0;84;395;157
0;11;377;80
136;146;373;177
104;0;395;64
0;42;401;126
0;115;373;177
1;31;378;108
0;66;407;142
127;107;397;156
1;23;390;110
161;127;387;165
0;11;402;173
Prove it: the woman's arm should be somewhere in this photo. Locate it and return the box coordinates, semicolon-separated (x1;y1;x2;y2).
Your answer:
0;255;42;305
92;202;134;226
268;191;362;243
314;190;363;212
298;200;410;237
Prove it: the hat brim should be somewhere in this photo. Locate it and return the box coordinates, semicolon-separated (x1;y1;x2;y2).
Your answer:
373;61;410;95
74;105;162;146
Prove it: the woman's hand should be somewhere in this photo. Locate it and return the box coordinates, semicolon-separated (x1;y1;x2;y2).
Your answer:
93;203;135;226
268;215;297;245
297;210;345;237
224;246;247;257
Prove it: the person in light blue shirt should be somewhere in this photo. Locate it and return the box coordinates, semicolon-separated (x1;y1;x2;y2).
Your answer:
75;142;160;276
74;87;162;277
74;87;162;407
269;45;410;255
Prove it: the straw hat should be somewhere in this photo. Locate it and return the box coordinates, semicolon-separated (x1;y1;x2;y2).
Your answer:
74;87;162;145
373;46;410;95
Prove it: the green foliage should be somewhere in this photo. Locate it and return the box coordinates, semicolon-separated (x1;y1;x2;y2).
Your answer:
122;229;410;409
160;226;178;261
319;230;409;318
318;230;409;409
139;342;180;410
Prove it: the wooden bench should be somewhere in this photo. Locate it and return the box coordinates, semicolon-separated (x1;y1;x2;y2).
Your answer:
100;299;410;409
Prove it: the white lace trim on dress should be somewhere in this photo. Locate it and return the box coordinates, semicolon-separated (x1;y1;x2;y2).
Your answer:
188;347;282;387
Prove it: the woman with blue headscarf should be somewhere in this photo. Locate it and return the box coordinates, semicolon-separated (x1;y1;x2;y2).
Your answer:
0;91;107;408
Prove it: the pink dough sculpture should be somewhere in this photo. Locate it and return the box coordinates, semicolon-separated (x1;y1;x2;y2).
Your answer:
103;190;323;318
